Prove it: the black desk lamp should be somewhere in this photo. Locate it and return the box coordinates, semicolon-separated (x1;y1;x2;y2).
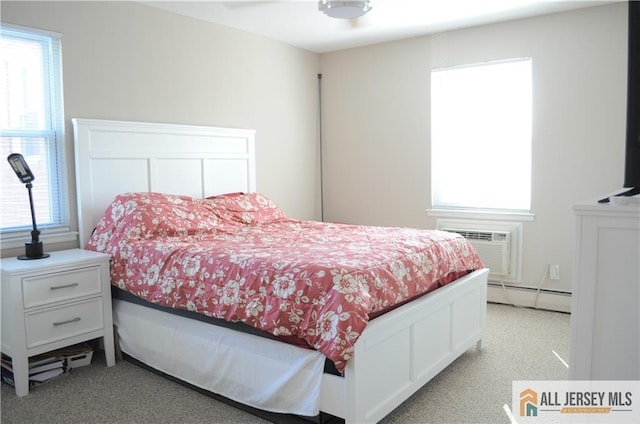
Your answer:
7;153;50;260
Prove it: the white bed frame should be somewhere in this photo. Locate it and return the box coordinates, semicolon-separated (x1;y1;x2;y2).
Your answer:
73;118;489;424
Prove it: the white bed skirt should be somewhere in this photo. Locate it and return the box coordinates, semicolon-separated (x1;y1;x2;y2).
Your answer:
112;299;326;416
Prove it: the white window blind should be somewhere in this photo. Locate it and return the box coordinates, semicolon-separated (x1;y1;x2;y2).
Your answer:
1;24;68;233
430;58;532;213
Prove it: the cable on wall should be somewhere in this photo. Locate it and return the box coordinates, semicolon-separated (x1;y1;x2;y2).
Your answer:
318;73;325;222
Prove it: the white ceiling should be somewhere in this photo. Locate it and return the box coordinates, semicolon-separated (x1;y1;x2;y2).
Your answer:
142;0;615;53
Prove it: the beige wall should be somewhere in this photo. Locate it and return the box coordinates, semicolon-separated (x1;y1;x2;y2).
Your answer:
1;1;628;296
320;3;627;293
1;0;321;257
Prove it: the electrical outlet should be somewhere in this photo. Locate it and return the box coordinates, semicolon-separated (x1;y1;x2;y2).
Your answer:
549;264;560;280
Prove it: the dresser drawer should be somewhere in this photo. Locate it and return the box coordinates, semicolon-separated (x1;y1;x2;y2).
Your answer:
22;266;102;309
24;298;104;349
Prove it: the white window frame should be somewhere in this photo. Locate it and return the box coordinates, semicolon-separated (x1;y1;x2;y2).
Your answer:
1;24;76;248
427;58;535;222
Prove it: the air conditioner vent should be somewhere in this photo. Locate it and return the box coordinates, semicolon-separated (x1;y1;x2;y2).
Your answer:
438;220;521;281
448;230;493;241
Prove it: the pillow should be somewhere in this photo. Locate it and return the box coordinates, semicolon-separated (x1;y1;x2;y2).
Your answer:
206;192;287;224
86;192;221;252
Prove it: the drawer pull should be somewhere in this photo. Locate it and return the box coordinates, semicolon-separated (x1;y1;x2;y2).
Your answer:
52;317;81;326
50;283;80;290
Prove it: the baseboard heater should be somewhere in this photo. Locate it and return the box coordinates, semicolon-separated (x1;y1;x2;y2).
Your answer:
487;281;571;313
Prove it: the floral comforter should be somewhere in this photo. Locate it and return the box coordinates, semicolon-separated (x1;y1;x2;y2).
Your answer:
86;192;484;372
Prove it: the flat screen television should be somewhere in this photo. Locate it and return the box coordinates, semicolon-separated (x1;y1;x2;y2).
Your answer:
623;1;640;196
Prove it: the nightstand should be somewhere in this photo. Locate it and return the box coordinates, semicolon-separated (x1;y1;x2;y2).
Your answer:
1;248;115;396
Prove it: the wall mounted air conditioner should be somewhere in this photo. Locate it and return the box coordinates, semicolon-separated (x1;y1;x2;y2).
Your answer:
437;220;522;281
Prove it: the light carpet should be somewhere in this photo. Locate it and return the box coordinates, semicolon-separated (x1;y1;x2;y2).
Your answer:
1;303;570;423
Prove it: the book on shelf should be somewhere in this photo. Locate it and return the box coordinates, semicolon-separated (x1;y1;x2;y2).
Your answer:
1;353;67;387
28;359;65;375
1;368;19;387
28;355;59;368
0;342;93;388
1;355;64;373
28;367;65;383
1;362;66;387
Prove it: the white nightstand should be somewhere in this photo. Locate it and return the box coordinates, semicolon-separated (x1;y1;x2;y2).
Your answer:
1;248;115;396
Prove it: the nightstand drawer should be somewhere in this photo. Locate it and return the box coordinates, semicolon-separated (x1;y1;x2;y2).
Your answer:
24;298;104;349
22;266;102;309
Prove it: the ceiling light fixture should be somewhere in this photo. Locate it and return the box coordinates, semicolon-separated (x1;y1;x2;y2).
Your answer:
318;0;372;19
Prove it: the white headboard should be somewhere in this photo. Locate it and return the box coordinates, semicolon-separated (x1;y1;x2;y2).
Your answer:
73;118;256;247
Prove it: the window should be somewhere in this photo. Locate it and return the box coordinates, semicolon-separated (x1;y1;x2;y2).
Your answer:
1;25;69;239
430;58;532;214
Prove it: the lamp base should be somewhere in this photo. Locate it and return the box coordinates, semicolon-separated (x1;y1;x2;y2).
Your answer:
17;241;50;260
17;254;50;260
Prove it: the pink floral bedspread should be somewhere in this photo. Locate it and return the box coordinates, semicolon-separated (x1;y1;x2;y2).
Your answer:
86;192;484;372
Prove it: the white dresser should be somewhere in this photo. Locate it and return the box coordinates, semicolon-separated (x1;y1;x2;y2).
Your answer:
1;249;115;396
570;198;640;380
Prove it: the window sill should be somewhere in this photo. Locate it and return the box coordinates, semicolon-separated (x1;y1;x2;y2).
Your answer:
426;209;535;222
1;229;78;250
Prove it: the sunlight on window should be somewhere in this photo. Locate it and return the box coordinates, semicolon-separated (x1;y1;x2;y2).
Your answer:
0;25;66;232
431;58;532;212
0;38;47;130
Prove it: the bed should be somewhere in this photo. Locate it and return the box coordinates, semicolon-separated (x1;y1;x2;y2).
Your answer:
73;118;489;424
